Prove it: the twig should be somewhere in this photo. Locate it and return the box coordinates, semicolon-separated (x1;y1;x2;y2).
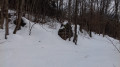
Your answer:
106;37;120;54
29;22;37;35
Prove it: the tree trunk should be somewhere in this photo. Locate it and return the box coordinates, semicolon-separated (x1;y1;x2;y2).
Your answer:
13;0;24;34
0;0;4;29
4;0;9;39
68;0;72;41
73;0;78;45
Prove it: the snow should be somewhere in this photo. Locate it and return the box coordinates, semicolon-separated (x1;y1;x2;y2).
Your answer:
63;21;68;25
0;17;120;67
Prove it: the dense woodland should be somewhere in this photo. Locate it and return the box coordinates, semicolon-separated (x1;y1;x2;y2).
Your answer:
0;0;120;44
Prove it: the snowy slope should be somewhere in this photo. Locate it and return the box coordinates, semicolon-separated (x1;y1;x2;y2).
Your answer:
0;18;120;67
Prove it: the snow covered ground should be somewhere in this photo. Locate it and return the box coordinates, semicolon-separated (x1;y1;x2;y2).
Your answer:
0;18;120;67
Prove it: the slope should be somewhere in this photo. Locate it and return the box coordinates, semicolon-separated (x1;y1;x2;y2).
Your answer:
0;17;120;67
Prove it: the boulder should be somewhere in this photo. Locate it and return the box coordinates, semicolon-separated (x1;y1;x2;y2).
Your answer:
58;23;73;40
14;18;26;30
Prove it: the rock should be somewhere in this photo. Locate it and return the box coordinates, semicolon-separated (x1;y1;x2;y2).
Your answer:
14;18;26;27
13;18;26;30
58;23;73;40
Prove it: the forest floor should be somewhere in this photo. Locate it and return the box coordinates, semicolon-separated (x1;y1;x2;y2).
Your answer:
0;17;120;67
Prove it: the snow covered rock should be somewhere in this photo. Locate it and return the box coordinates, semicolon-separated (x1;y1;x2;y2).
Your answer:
58;23;73;40
13;18;26;30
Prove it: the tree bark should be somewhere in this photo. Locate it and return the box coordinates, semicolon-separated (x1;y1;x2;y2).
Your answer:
13;0;24;34
68;0;72;41
73;0;78;45
4;0;9;39
0;0;4;29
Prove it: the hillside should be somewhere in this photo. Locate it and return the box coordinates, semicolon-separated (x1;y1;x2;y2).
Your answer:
0;17;120;67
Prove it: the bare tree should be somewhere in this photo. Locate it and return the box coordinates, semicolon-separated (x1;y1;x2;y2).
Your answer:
114;0;119;23
68;0;72;41
13;0;24;34
4;0;9;39
0;0;4;29
73;0;78;45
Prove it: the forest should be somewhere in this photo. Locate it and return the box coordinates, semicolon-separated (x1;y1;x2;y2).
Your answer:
0;0;120;67
0;0;120;44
